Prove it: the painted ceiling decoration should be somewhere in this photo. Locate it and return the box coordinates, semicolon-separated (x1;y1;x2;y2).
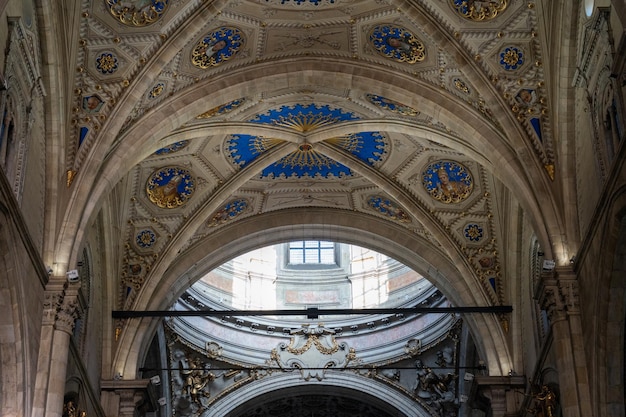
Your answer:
463;223;484;242
421;160;474;204
499;46;524;71
146;166;196;209
135;228;157;249
95;52;119;74
105;0;170;27
369;25;426;64
191;27;245;69
227;104;388;179
60;0;554;348
68;0;556;182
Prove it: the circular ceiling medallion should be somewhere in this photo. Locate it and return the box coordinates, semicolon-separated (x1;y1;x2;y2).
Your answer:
95;52;118;74
146;166;195;209
463;223;484;242
421;160;473;204
191;27;244;69
369;25;426;64
499;46;524;71
135;229;157;248
450;0;508;21
105;0;170;27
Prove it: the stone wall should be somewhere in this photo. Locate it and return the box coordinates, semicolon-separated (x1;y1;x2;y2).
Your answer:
0;158;46;417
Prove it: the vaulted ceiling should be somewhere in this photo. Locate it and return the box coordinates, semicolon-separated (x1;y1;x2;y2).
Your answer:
42;0;567;392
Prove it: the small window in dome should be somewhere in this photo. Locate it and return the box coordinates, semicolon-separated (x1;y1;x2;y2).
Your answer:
289;240;335;264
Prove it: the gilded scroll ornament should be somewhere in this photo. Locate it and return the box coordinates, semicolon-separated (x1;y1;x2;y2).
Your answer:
450;0;508;21
105;0;170;27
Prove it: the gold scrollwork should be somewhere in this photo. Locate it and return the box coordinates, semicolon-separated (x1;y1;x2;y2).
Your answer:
286;334;340;355
106;0;169;27
451;0;508;21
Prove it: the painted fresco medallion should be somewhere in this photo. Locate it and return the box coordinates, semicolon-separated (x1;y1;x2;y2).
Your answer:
83;95;104;113
146;166;195;209
105;0;170;27
422;160;473;204
450;0;508;21
369;25;426;64
191;27;244;69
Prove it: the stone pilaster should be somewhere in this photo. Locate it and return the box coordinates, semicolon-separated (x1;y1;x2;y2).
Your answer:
535;266;591;417
32;284;65;417
45;290;79;417
32;280;81;417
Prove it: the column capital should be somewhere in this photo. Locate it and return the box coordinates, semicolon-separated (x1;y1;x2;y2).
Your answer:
554;266;580;314
42;288;64;326
535;266;579;323
55;295;79;334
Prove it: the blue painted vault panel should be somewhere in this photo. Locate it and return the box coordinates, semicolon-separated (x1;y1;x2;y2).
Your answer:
226;104;387;179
